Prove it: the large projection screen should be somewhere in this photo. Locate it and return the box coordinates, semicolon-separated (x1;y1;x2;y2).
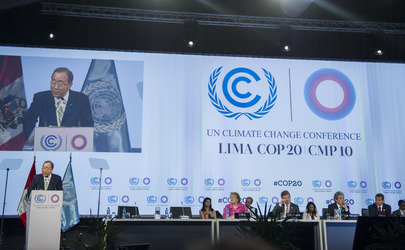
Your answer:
0;46;404;217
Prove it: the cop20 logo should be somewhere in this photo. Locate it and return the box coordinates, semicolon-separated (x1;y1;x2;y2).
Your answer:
294;197;304;205
205;178;214;186
129;177;139;185
259;197;268;204
167;178;177;186
108;195;118;204
147;196;157;204
208;67;277;120
40;134;62;151
241;179;251;186
35;194;46;203
365;198;374;206
312;180;321;188
347;181;357;189
185;196;195;204
304;68;356;120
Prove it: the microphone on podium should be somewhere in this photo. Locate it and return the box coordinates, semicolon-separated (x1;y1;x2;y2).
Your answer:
180;201;189;219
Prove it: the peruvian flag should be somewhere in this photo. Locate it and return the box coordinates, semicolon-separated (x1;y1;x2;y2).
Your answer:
17;158;36;227
0;55;27;150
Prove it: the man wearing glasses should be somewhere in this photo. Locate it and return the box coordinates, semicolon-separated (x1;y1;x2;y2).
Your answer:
27;160;63;197
23;67;94;139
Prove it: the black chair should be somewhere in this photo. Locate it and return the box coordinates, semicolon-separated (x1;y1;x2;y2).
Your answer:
117;206;139;219
170;206;192;218
322;208;328;219
216;210;223;219
361;208;369;217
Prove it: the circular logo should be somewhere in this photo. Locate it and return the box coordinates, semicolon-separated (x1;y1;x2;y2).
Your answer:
198;196;205;203
122;195;129;203
325;180;332;188
71;134;87;150
360;181;367;188
90;177;100;185
304;68;356;120
104;177;112;185
347;181;357;189
82;80;126;134
129;177;140;185
218;178;225;186
62;183;76;204
365;198;374;206
294;197;304;205
208;67;277;120
254;179;261;186
272;197;279;204
205;178;214;186
167;178;177;186
108;195;118;203
35;194;46;203
161;196;169;203
394;182;401;189
40;135;63;151
312;180;321;188
241;179;251;186
143;178;151;185
307;197;314;203
147;196;157;204
185;196;194;204
382;181;391;189
259;196;268;204
51;194;60;203
181;178;188;185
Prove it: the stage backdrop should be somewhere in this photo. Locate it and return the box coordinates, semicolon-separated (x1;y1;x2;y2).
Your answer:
0;46;404;217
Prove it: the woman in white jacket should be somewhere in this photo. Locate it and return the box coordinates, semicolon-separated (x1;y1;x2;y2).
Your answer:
303;202;320;220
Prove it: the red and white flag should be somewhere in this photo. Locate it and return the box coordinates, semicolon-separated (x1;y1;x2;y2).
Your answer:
17;158;36;227
0;55;27;150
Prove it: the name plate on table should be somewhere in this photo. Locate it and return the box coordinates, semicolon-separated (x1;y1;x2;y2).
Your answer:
34;127;93;152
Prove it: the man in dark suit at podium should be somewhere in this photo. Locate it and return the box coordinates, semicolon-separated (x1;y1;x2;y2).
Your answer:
27;160;63;197
272;190;300;219
368;193;391;217
23;67;94;140
327;191;351;217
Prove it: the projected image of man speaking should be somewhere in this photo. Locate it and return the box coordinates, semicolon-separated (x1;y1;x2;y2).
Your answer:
23;67;94;140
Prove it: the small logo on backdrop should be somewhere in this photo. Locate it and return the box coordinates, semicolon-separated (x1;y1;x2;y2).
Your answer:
382;181;392;189
71;134;87;150
365;198;374;206
254;179;261;186
161;196;168;203
360;181;367;188
294;197;304;205
122;195;129;203
307;197;314;203
259;197;269;204
34;194;46;203
205;178;214;186
198;196;205;203
218;178;225;186
108;195;118;204
347;181;357;189
167;178;177;186
185;196;195;204
181;178;188;185
104;177;112;185
325;180;332;188
129;177;140;185
90;177;100;185
395;182;401;189
208;67;277;120
143;178;151;185
304;68;356;120
241;179;251;186
312;180;321;188
40;134;62;151
147;196;157;204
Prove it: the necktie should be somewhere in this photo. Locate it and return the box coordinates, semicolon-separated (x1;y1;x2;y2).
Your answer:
56;98;64;126
378;206;382;215
286;205;290;214
44;177;50;190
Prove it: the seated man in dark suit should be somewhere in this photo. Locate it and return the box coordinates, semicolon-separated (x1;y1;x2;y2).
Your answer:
23;67;94;140
272;190;300;219
368;193;391;217
327;191;351;218
27;160;63;197
392;200;405;217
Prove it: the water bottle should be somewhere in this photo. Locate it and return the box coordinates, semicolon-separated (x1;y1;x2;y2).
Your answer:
106;207;111;219
226;207;229;219
154;207;161;219
165;207;169;219
334;208;340;220
122;207;127;219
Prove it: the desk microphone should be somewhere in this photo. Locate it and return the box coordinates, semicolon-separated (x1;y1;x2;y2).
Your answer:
180;201;189;219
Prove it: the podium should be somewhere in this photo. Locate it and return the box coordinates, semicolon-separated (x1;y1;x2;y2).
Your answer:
26;190;63;250
33;127;93;151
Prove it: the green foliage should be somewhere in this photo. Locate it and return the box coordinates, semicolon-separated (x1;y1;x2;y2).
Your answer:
237;202;299;250
366;216;405;250
72;218;123;250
